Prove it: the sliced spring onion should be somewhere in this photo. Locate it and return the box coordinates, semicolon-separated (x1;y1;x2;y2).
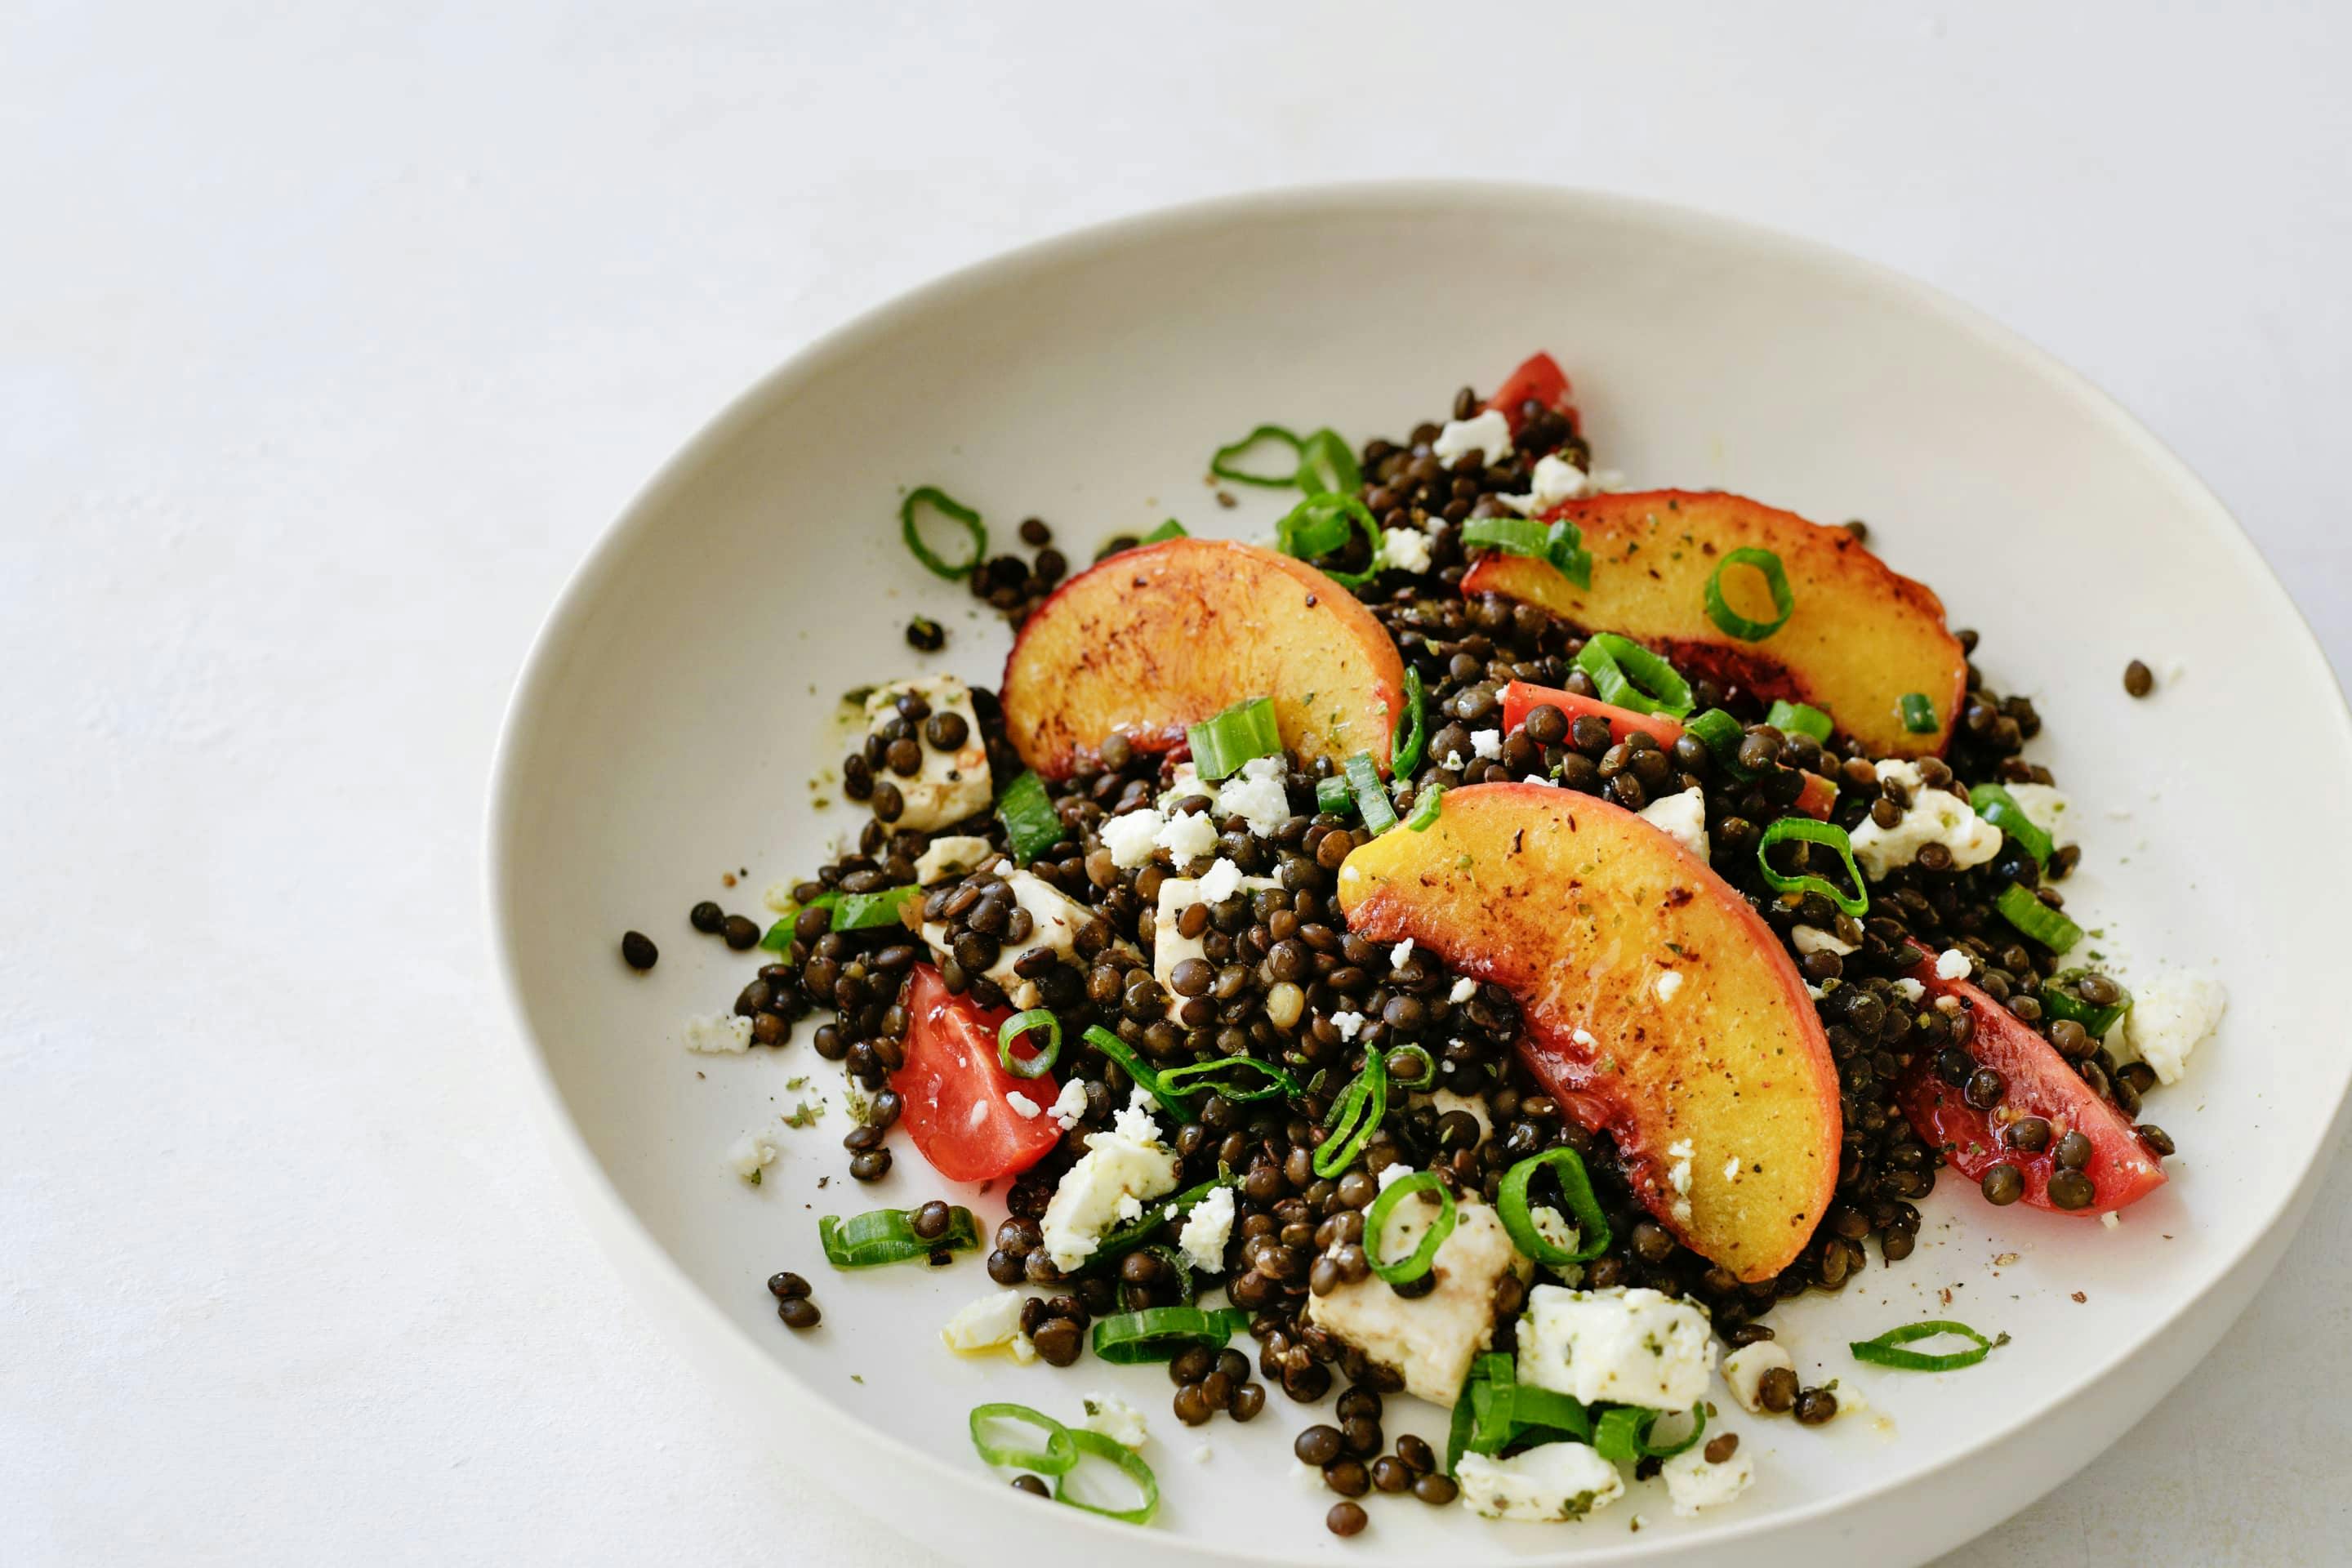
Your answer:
1508;1387;1593;1443
969;1402;1080;1474
1052;1427;1161;1526
1090;1306;1250;1365
1683;707;1753;781
1274;493;1383;587
996;770;1065;865
1899;692;1939;734
1344;751;1397;834
1404;782;1445;831
1382;1043;1436;1086
1187;696;1281;782
1295;428;1361;497
818;1205;982;1267
1209;423;1305;488
1086;1174;1242;1267
1081;1024;1187;1111
1463;1352;1517;1458
1704;546;1795;639
1314;774;1353;816
1496;1147;1611;1266
1155;1054;1302;1103
1459;514;1592;590
900;486;987;580
1968;783;2054;868
1757;817;1869;919
1592;1401;1708;1463
760;889;840;951
830;884;919;932
1364;1170;1456;1285
1994;882;2082;953
1444;1365;1481;1474
1574;633;1694;719
2042;970;2132;1038
1140;518;1187;544
1312;1052;1388;1178
998;1009;1062;1080
1765;699;1834;745
1850;1319;2011;1371
1138;1242;1198;1304
1392;666;1428;777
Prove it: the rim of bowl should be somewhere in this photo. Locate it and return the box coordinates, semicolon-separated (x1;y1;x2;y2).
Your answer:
485;179;2352;1563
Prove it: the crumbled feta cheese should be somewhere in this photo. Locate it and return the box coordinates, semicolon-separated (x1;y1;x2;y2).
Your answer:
1848;760;2002;879
684;1013;754;1054
1040;1111;1180;1271
2101;1210;2123;1231
1430;1089;1492;1143
1215;756;1293;838
1471;728;1503;760
725;1128;779;1180
1892;978;1926;1003
1655;970;1685;1003
1723;1156;1743;1182
942;1290;1028;1354
1935;947;1972;982
1518;1285;1715;1410
1007;1091;1042;1120
1571;1027;1597;1048
1665;1139;1695;1196
1374;526;1434;575
1049;1079;1090;1130
1177;1183;1236;1274
1499;452;1592;514
865;677;992;830
1432;409;1514;469
1161;762;1214;806
1722;1340;1794;1414
1080;1392;1149;1449
1155;808;1219;864
1191;1444;1214;1463
1450;976;1477;1003
1306;1200;1531;1404
1126;1084;1159;1119
1637;786;1710;860
1662;1443;1755;1517
1196;857;1246;906
1330;1010;1366;1041
2002;782;2071;840
1098;807;1166;870
1792;924;1857;957
965;1100;989;1129
1441;750;1466;772
921;869;1092;985
1114;1194;1144;1223
1456;1443;1625;1521
1377;1162;1417;1192
1391;938;1416;967
2123;969;2225;1084
1154;871;1278;1014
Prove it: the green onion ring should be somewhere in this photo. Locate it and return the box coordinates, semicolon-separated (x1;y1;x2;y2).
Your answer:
1994;883;2082;953
1704;547;1795;639
1155;1054;1302;1103
1465;1352;1517;1456
1081;1025;1187;1111
1312;1053;1388;1178
1683;708;1753;781
1274;493;1384;587
1314;774;1352;815
1444;1366;1481;1474
1085;1174;1242;1269
1089;1305;1250;1365
969;1402;1080;1475
1344;751;1396;833
1850;1319;2011;1371
1392;666;1428;778
1404;782;1444;831
1381;1042;1437;1086
1969;783;2055;868
1364;1170;1456;1285
1137;1243;1198;1304
1765;699;1834;745
1574;633;1695;719
1295;428;1361;497
1187;695;1281;782
1592;1401;1708;1463
820;1206;982;1267
997;1009;1062;1080
1544;518;1594;589
1756;817;1870;919
1052;1428;1161;1525
1899;693;1940;734
2042;971;2132;1038
1209;423;1305;488
899;486;987;580
1497;1147;1612;1266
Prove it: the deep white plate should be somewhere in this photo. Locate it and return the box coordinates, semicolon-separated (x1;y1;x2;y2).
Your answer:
487;184;2352;1567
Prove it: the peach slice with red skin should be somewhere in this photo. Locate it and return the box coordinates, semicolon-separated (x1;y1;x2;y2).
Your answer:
1335;782;1841;1282
1462;491;1968;758
1000;537;1404;779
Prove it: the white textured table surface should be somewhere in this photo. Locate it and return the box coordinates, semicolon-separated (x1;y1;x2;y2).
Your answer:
6;4;2349;1563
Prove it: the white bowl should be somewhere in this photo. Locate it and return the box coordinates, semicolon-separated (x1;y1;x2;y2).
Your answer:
488;184;2352;1567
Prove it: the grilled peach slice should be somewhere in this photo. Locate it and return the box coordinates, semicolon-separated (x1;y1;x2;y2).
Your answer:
1001;538;1403;779
1462;492;1967;756
1336;782;1839;1282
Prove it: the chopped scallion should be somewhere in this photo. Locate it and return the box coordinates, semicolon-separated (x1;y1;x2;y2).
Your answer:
1765;699;1834;744
1704;547;1795;639
1315;774;1353;816
2042;970;2132;1038
1850;1319;2010;1370
997;1009;1062;1080
969;1402;1079;1475
830;884;918;932
1459;514;1592;590
1155;1055;1302;1102
1574;633;1694;719
1089;1305;1250;1365
1208;424;1305;488
996;770;1065;865
1344;751;1396;833
899;486;987;580
1312;1052;1388;1178
1295;428;1361;497
1899;692;1939;733
1273;493;1383;587
1683;707;1753;781
1593;1401;1707;1463
818;1205;982;1267
1404;782;1444;831
1187;695;1281;782
1392;665;1428;777
1363;1169;1455;1285
1757;817;1869;918
1139;518;1187;544
1496;1146;1611;1266
1051;1427;1160;1526
1968;782;2054;868
1085;1174;1241;1268
1081;1024;1189;1111
1994;882;2081;953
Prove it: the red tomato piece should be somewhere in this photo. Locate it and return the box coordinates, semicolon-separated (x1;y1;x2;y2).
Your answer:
1794;772;1839;821
1481;351;1576;434
892;964;1064;1184
1895;960;2167;1215
1499;679;1684;750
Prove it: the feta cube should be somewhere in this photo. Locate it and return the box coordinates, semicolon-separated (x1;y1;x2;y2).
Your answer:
1099;806;1167;869
1039;1115;1179;1271
1081;1392;1150;1450
1304;1200;1531;1405
1847;760;2002;879
1456;1443;1625;1521
1721;1340;1793;1414
942;1290;1028;1354
1432;409;1514;469
1662;1444;1754;1517
1517;1285;1715;1410
1637;786;1710;860
684;1013;754;1054
864;677;992;830
1429;1089;1492;1143
1176;1183;1236;1274
913;835;996;886
2123;969;2225;1085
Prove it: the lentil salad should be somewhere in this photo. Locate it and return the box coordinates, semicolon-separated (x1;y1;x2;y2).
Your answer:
651;353;2225;1535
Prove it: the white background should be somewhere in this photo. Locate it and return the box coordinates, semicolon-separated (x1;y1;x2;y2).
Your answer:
5;3;2348;1564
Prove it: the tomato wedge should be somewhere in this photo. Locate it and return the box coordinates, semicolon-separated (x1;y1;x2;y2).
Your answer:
1499;679;1683;750
892;964;1064;1183
1895;959;2167;1215
1794;772;1839;821
1482;351;1576;434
